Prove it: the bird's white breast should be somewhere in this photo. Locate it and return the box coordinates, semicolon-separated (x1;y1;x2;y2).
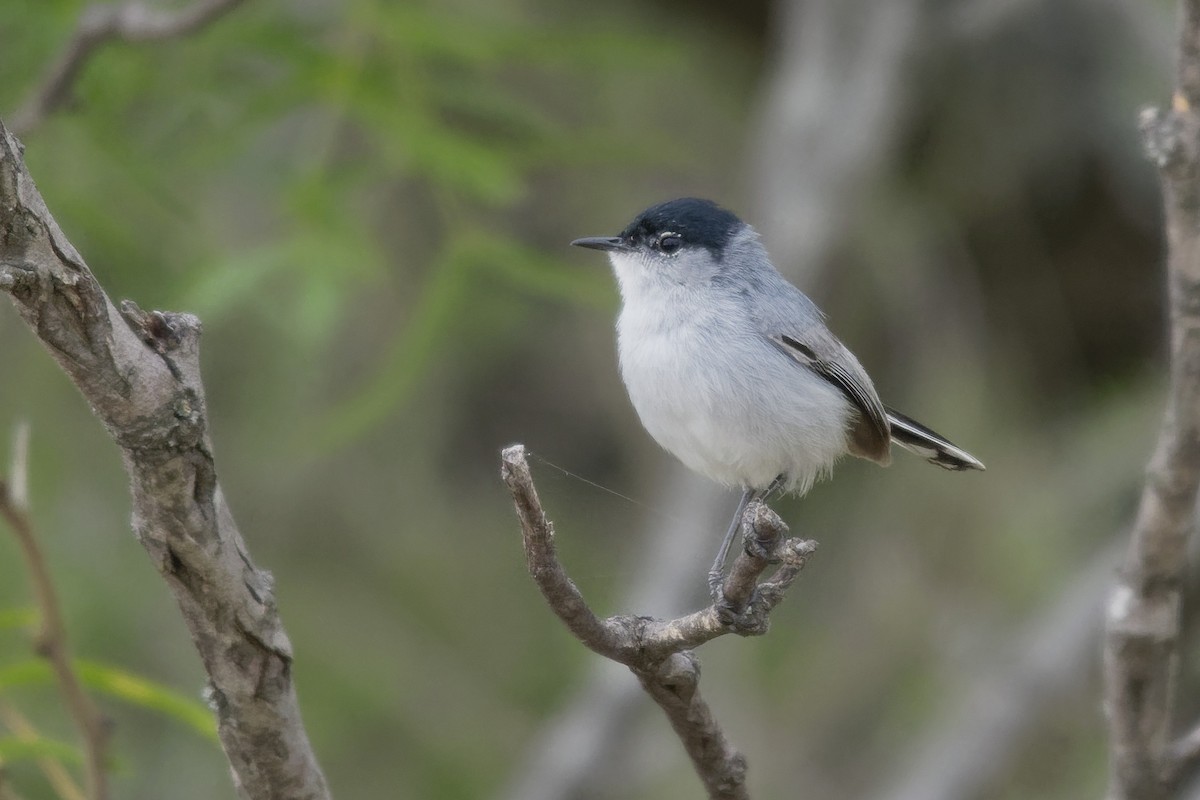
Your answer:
613;264;853;494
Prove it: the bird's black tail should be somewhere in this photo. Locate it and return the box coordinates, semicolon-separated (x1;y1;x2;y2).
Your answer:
886;407;985;471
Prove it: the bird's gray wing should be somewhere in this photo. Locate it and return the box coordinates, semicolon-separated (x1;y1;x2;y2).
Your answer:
766;329;892;465
729;256;892;464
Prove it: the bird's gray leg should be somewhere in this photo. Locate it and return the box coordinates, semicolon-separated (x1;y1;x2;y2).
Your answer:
763;473;787;502
708;475;786;599
708;488;755;597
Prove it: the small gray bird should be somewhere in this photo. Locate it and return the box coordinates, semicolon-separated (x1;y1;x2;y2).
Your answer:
572;198;984;591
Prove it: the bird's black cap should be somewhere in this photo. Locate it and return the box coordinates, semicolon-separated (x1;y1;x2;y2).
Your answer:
620;198;743;255
571;198;744;256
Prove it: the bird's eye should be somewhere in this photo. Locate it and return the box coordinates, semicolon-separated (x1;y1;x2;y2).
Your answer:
657;232;683;254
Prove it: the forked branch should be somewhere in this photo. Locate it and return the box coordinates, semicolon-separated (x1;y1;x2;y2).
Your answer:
501;444;817;800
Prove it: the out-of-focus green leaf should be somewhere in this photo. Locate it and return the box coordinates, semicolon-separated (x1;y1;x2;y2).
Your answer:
436;82;562;148
317;241;473;448
498;29;686;71
365;3;679;72
399;122;527;206
460;233;613;309
187;201;385;348
76;661;217;743
0;734;82;765
340;74;526;205
0;660;215;742
185;243;294;318
0;660;51;690
0;607;37;632
315;228;615;446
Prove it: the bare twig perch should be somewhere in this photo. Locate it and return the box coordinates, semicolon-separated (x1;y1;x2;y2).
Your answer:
501;444;817;800
0;120;329;799
10;0;247;135
1103;2;1200;797
0;425;111;800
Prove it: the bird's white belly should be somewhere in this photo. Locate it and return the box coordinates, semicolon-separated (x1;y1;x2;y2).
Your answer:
617;302;852;493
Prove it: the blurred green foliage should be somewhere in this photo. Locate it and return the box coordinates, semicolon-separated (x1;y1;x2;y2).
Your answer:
0;735;83;768
0;656;215;738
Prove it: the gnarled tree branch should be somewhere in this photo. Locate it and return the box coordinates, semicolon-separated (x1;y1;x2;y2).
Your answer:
10;0;248;135
0;119;329;800
501;444;817;800
1103;2;1200;798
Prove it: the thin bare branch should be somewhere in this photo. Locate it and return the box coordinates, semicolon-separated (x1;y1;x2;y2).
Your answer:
1102;2;1200;798
501;444;817;799
8;423;28;513
10;0;248;135
0;701;86;800
0;429;110;800
0;119;329;799
498;469;724;800
501;444;619;655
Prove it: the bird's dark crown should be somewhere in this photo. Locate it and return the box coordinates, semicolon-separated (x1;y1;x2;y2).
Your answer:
619;198;744;255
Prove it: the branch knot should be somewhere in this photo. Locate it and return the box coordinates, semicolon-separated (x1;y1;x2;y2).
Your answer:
1140;103;1200;179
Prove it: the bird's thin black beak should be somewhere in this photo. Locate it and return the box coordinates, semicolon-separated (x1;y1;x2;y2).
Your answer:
570;236;627;252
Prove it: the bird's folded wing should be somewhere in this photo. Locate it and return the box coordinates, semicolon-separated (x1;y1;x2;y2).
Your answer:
767;332;892;465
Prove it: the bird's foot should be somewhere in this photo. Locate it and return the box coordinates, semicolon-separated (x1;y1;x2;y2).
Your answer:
707;569;726;603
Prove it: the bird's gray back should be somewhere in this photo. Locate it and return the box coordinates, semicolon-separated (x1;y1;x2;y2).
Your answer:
720;229;892;464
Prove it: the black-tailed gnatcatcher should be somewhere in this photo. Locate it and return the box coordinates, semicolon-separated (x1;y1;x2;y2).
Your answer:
571;198;984;593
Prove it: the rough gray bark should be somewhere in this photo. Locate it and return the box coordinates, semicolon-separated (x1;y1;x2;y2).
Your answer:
0;119;330;800
1103;2;1200;798
501;445;817;800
